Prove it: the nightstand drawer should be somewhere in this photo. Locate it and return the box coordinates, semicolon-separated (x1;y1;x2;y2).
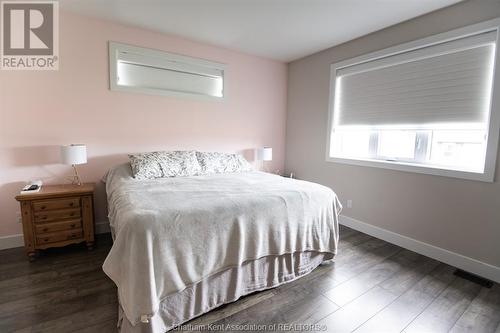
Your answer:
36;228;83;245
33;208;81;223
32;198;80;212
35;219;82;234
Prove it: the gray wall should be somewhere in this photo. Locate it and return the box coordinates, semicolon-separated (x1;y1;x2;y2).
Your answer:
285;0;500;267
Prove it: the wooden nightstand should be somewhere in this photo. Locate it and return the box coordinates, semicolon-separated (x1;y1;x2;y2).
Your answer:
15;183;95;261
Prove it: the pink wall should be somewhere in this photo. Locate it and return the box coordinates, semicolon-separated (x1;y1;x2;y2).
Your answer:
0;11;288;237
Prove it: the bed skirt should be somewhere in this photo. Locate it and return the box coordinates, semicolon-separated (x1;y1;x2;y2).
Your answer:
117;251;334;333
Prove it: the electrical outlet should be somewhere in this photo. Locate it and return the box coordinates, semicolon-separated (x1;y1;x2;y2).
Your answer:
16;211;22;223
347;200;353;209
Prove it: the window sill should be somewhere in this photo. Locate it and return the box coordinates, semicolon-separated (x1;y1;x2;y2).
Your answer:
326;156;493;182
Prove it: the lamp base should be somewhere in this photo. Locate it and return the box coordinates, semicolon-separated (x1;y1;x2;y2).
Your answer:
71;165;82;186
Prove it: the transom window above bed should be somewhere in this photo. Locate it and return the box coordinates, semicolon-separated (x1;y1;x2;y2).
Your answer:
326;19;500;182
109;42;226;100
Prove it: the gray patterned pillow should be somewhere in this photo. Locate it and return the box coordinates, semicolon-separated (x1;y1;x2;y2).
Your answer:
157;151;202;177
129;152;163;180
196;152;253;175
129;151;202;179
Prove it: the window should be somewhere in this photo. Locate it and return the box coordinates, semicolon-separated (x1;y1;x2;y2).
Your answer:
109;42;225;99
327;20;500;182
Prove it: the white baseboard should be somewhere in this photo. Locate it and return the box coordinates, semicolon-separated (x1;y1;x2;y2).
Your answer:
0;220;111;250
3;215;498;284
0;234;24;250
340;215;500;284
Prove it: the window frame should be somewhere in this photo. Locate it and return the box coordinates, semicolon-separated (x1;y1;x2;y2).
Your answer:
109;41;227;100
326;19;500;182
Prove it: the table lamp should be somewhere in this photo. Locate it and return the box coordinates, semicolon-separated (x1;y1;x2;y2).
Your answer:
61;144;87;185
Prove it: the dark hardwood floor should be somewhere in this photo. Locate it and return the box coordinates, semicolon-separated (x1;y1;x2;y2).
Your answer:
1;226;499;332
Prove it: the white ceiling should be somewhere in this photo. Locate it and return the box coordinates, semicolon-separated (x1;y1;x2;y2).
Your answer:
61;0;463;62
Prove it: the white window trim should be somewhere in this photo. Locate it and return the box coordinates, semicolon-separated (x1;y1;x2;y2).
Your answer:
326;18;500;182
108;41;227;101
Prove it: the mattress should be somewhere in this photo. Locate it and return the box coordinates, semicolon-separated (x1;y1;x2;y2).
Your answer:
102;164;341;331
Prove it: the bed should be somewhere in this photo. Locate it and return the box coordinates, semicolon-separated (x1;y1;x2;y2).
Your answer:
102;157;341;333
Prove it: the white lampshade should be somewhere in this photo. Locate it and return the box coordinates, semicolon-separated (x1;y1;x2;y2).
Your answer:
258;147;272;161
61;144;87;165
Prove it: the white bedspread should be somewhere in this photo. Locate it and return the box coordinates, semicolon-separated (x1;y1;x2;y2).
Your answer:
102;164;341;326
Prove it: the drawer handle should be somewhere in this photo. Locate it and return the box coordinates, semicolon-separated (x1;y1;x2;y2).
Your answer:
41;206;46;210
67;234;77;240
69;202;74;207
44;238;49;242
70;213;75;217
42;228;48;232
70;224;76;228
41;216;47;220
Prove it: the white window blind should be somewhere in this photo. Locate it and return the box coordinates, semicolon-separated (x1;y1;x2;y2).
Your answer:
334;31;496;127
109;42;225;99
327;20;500;182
